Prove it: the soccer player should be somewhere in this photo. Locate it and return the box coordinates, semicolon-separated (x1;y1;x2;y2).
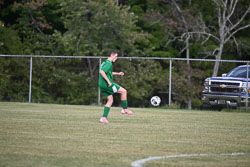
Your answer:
99;51;133;123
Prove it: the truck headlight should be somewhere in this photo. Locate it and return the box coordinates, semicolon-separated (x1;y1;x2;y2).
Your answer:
242;82;250;92
204;79;209;90
242;82;247;87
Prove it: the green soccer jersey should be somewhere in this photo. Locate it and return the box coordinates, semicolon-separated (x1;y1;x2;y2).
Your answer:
99;60;113;88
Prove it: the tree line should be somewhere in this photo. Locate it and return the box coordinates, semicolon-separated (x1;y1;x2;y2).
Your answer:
0;0;249;109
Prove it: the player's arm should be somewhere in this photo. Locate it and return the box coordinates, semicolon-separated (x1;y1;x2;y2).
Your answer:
113;72;124;76
100;70;112;87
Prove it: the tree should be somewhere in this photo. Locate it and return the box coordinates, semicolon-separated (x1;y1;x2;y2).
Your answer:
58;0;145;77
187;0;250;76
12;0;63;55
167;0;204;109
212;0;250;76
138;0;205;109
0;24;27;101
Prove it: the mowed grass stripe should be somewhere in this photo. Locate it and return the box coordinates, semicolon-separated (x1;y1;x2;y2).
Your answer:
0;102;250;167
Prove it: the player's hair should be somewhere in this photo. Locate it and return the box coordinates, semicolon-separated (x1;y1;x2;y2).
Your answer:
109;50;117;56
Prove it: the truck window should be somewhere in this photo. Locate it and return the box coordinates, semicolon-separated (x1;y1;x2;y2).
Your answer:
227;67;250;78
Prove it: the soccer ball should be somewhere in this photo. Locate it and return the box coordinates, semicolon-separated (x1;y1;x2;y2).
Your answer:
150;96;161;106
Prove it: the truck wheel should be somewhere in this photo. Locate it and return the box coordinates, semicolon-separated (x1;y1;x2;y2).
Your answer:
201;104;211;110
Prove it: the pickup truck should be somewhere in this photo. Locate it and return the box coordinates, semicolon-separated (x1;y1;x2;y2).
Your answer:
201;65;250;110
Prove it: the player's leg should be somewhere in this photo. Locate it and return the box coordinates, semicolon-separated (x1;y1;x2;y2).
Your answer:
117;87;127;100
100;95;113;123
105;95;113;108
117;87;133;115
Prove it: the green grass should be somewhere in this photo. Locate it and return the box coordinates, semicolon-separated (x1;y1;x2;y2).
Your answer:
0;102;250;167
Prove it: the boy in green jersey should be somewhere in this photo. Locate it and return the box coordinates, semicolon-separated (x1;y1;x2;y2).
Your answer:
99;51;133;123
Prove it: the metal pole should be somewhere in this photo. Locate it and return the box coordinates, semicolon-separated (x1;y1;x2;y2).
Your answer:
29;56;33;103
98;58;102;105
169;59;172;106
246;62;249;111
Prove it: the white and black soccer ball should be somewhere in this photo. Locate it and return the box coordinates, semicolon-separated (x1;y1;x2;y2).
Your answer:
150;96;161;106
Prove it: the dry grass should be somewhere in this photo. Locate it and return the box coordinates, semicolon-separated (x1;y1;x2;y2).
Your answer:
0;102;250;167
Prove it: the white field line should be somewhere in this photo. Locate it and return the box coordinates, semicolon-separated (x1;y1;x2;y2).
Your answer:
131;152;250;167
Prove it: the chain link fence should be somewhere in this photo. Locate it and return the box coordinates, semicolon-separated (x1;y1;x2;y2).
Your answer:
0;54;249;111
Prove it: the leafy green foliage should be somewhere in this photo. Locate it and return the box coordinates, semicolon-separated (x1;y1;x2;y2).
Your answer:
0;0;249;108
0;27;23;54
0;57;29;102
58;0;145;57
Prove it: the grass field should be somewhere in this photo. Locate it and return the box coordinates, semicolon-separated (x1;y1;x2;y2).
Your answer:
0;102;250;167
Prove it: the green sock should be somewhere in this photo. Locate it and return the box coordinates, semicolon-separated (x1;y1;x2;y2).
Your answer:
103;106;110;118
121;100;128;109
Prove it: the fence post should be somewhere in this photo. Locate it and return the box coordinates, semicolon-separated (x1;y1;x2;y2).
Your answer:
246;62;249;112
29;56;33;103
98;58;101;105
169;59;172;107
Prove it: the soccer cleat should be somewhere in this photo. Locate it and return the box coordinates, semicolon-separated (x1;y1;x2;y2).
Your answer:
121;109;133;115
99;117;109;123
